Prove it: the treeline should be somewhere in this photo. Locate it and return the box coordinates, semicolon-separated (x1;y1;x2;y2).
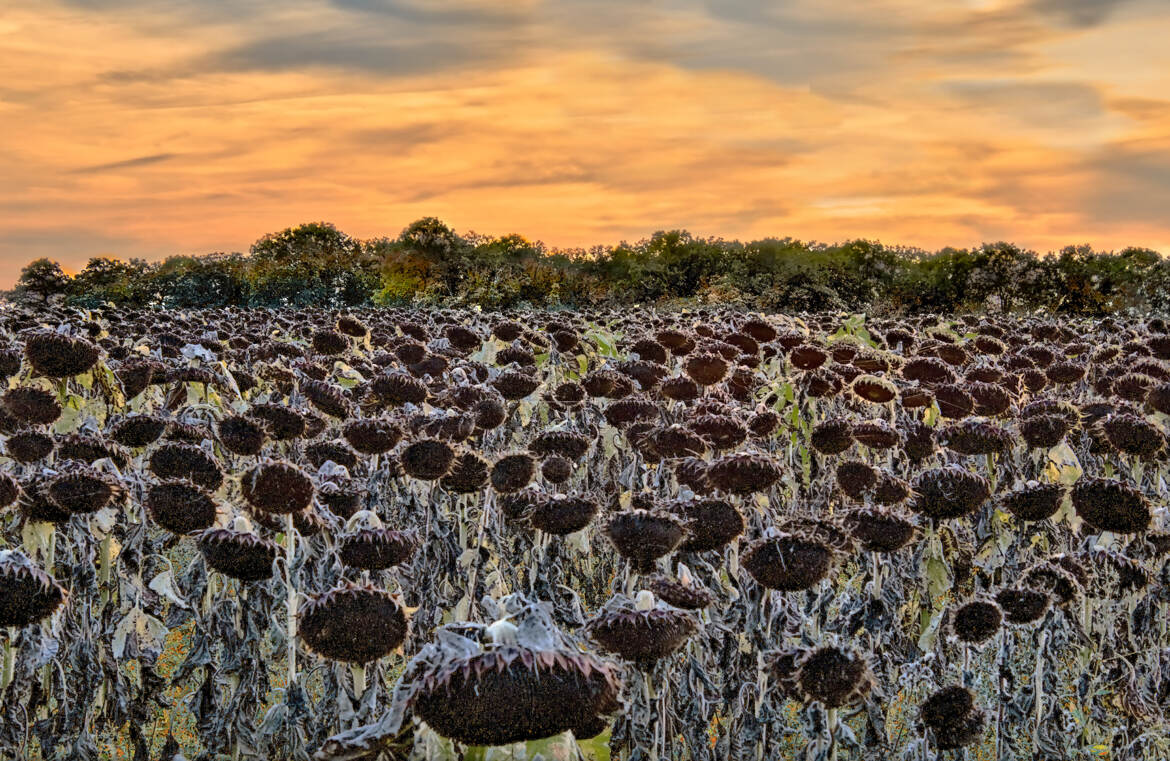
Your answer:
14;218;1170;314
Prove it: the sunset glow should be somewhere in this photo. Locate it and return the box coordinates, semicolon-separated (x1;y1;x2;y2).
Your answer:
3;0;1170;284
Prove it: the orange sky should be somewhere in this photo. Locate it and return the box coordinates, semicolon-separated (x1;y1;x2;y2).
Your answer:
3;0;1170;285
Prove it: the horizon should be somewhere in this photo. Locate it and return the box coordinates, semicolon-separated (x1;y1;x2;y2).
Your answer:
4;0;1170;286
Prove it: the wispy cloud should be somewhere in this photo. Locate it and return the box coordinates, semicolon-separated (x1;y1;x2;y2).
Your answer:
70;153;179;174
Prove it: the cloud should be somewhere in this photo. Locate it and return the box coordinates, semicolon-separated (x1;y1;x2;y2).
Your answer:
942;80;1107;127
70;153;178;174
1029;0;1138;28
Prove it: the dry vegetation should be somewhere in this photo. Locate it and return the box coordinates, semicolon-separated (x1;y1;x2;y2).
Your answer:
2;302;1170;760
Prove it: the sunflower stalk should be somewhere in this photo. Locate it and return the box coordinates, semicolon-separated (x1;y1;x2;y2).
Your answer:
284;513;298;689
1;627;15;692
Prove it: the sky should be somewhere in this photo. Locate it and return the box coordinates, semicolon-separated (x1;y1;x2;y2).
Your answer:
2;0;1170;285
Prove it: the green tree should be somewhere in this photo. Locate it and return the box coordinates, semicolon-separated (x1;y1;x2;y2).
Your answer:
15;258;71;303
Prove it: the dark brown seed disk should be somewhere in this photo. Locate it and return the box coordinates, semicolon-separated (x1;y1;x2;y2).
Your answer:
683;352;729;385
370;372;428;406
0;551;68;628
472;397;507;430
149;443;223;491
579;369;618;398
789;344;827;370
940;420;1014;455
949;600;1002;644
852;375;897;403
301;378;353;419
0;347;22;379
318;480;364;519
299;583;408;663
901;419;937;462
1045;361;1085;385
248;404;307;441
109;412;168;447
604;510;687;572
24;331;100;378
1071;477;1150;534
1148;381;1170;415
540;455;574;484
336;315;368;337
311;329;350;356
771;647;807;700
810;419;854;455
587;606;697;664
342;418;402;455
146;480;218;534
902;356;956;385
933;384;975;419
795;647;875;708
412;647;620;746
660;376;701;401
444;325;482;353
1000;483;1066;522
2;387;61;425
0;473;20;507
841;507;918;553
56;434;127;467
644;425;705;459
994;587;1050;625
836;460;877;500
743;535;834;591
338;529;416;570
1021;562;1081;606
491;453;536;493
604;396;658;427
115;361;157;400
7;430;55;463
198;529;279;581
909;467;990;520
673;457;713;495
706;452;781;495
748;409;781;438
165;420;212;445
1112;372;1157;402
305;440;359;470
217;415;267;457
400;438;455;481
242;461;314;514
1102;413;1165;459
492;370;541;400
921;687;986;749
573;715;611;741
689;414;748;451
440;451;490;493
851;420;901;451
871;471;911;505
530;494;599;535
531;430;589;458
672;498;744;552
46;464;122;514
967;381;1012;417
1019;414;1069;449
646;576;714;610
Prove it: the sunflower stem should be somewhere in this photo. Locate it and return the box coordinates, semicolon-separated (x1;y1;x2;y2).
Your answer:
285;513;298;689
1;627;15;691
351;663;366;698
827;707;838;761
98;534;113;607
465;497;491;621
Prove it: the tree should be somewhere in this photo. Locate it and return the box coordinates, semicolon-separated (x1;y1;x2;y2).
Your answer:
15;258;71;303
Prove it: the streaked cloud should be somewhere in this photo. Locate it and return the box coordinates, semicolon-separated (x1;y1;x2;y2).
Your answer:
1;0;1169;285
